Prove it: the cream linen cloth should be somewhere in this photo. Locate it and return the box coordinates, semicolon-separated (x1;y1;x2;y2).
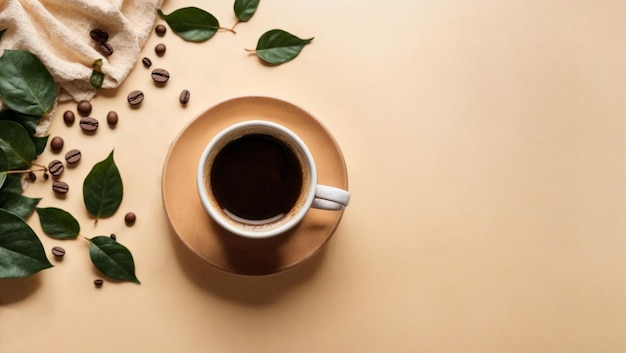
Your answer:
0;0;162;106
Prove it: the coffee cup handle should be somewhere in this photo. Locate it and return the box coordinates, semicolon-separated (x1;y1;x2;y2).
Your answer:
312;185;350;210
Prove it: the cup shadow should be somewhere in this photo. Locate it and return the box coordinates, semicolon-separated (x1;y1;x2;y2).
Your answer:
0;274;42;306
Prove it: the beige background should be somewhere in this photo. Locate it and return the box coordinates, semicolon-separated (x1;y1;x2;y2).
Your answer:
2;0;626;351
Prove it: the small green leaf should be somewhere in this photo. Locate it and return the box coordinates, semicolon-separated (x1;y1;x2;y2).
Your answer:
0;50;56;116
31;135;49;156
0;120;36;169
0;209;53;278
157;7;220;42
249;29;313;65
88;236;140;284
36;207;80;239
83;150;123;219
0;192;40;220
234;0;259;22
91;59;104;89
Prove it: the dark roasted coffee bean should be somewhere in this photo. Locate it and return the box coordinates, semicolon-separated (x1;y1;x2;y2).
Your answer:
99;42;114;56
43;172;49;180
151;68;170;83
110;233;117;241
65;149;82;164
48;160;64;177
94;279;104;288
52;181;69;194
79;117;99;132
50;136;64;151
107;111;118;126
142;57;152;68
125;212;136;226
51;246;65;257
90;28;109;43
63;110;75;125
179;89;190;105
77;100;92;116
155;43;166;56
28;172;37;182
127;90;144;105
155;24;166;36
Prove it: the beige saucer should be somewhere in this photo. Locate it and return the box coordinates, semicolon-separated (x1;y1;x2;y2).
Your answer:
162;96;348;276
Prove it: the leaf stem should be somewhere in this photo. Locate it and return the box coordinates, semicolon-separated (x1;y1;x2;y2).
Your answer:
230;20;241;32
3;165;47;174
219;26;237;34
244;48;256;54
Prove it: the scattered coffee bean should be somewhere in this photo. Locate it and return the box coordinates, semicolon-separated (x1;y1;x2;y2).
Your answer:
52;181;69;194
127;90;144;106
179;89;190;105
94;279;104;288
89;28;109;43
77;100;92;116
125;212;136;226
142;57;152;68
99;42;114;56
63;110;75;125
110;233;117;241
48;160;64;177
28;172;37;182
50;136;64;151
151;68;170;84
79;117;99;133
155;24;167;36
155;43;166;56
65;149;82;164
51;246;66;257
107;111;119;126
43;172;49;180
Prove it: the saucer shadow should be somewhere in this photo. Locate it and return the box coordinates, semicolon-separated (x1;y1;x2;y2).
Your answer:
168;219;327;305
0;274;42;305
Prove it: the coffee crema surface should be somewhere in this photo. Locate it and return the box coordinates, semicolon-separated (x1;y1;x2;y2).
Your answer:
209;134;303;223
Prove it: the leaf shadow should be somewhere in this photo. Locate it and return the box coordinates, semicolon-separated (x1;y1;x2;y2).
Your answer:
0;274;42;305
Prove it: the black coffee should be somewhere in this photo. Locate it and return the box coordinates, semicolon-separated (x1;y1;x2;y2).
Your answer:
210;134;302;222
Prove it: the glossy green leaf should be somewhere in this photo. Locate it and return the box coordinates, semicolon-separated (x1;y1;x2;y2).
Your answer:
88;236;140;284
0;192;40;220
0;209;53;278
234;0;259;22
250;29;313;65
91;59;104;89
36;207;80;239
0;109;41;135
0;50;56;116
1;174;22;194
31;135;49;156
0;149;7;190
83;150;123;219
0;120;36;169
157;7;220;42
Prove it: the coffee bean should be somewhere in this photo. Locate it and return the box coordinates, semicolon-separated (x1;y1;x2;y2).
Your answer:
48;160;64;177
51;246;65;257
94;279;104;288
89;28;109;43
99;42;114;56
107;111;118;126
28;172;37;182
43;172;49;180
63;110;75;125
77;100;92;116
155;24;167;36
179;89;190;105
127;90;144;106
155;43;166;56
52;181;69;194
151;68;170;83
110;233;117;241
142;57;152;68
50;136;64;151
65;149;82;164
79;117;99;133
125;212;136;226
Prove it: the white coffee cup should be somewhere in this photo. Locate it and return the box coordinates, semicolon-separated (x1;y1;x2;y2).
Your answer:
197;120;350;239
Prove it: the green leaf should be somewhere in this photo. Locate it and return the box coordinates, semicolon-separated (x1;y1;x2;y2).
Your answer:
83;150;123;219
0;209;53;278
88;236;139;284
0;152;7;190
0;50;56;116
0;109;41;135
157;7;220;42
35;207;80;239
91;59;104;89
0;192;40;220
234;0;259;22
0;120;36;169
31;135;49;156
250;29;313;65
1;174;22;194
